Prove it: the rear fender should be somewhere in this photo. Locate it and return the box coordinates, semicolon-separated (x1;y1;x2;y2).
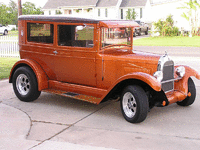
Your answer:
9;59;48;91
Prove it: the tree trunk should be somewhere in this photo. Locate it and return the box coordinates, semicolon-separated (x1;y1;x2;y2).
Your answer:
18;0;22;16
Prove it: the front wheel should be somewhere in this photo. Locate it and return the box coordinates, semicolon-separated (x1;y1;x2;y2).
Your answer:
120;85;149;123
177;77;196;106
12;66;41;102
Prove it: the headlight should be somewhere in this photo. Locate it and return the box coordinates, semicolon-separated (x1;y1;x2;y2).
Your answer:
176;66;185;77
153;71;163;82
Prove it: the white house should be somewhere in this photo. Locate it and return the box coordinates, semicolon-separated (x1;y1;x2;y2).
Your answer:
42;0;146;20
42;0;200;31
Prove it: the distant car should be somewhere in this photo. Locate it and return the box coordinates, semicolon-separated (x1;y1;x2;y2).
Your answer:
7;25;17;31
0;24;8;35
134;20;149;36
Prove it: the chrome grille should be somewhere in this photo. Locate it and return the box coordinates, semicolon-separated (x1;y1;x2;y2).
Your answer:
161;60;174;92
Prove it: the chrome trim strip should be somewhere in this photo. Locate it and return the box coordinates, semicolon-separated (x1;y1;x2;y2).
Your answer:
161;77;182;84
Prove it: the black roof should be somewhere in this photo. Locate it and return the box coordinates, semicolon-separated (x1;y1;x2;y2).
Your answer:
18;15;101;24
18;15;139;28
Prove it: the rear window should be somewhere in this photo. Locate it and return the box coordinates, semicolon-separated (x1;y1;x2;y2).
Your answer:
27;23;54;44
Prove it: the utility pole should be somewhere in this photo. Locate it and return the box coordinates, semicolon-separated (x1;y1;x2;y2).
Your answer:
18;0;22;16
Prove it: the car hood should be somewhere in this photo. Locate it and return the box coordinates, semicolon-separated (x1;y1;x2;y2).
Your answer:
100;49;161;75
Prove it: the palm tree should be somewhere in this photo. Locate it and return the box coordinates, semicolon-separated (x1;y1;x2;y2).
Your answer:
178;0;200;37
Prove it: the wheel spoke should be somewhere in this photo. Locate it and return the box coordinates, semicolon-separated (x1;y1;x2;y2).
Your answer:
122;92;137;118
16;74;30;96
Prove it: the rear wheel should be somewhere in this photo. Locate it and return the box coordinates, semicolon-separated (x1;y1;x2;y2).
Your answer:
133;30;136;37
12;66;41;102
138;29;141;36
177;77;196;106
120;85;149;123
145;28;148;35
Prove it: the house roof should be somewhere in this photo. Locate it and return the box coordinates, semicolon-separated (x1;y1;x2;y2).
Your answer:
96;0;120;7
120;0;147;7
43;0;99;9
43;0;147;9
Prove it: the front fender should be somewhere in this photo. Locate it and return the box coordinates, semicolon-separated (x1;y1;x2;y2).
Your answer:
174;65;200;94
114;72;162;92
99;72;161;103
9;59;48;91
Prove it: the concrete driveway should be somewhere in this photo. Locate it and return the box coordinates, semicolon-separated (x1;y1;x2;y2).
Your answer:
0;46;200;150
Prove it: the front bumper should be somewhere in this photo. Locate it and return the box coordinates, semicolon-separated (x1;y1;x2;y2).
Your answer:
162;65;200;106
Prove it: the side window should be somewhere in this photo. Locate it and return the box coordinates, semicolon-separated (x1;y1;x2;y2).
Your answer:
27;23;54;44
58;25;94;48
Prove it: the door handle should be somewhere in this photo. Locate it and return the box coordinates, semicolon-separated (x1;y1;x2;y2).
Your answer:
53;50;58;55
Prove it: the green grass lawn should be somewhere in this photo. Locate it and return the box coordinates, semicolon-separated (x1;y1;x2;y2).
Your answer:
133;36;200;47
0;57;19;80
7;30;18;36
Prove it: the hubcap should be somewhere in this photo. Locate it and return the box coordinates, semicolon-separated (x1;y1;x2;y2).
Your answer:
16;74;30;95
122;92;137;118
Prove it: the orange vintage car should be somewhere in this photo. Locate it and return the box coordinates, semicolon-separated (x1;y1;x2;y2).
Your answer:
9;15;200;123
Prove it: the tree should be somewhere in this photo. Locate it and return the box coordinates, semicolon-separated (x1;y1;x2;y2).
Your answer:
0;4;11;25
178;0;200;36
0;1;44;26
126;9;137;20
9;0;18;25
22;2;44;15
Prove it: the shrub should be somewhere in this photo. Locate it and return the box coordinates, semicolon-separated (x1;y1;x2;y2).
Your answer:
153;15;179;36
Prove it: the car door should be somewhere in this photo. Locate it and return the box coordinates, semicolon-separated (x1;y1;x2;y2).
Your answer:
52;23;97;87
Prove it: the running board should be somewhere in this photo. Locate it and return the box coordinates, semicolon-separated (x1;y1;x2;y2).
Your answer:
43;89;101;104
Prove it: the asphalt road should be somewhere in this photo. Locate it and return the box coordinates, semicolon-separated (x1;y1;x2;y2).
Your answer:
0;46;200;150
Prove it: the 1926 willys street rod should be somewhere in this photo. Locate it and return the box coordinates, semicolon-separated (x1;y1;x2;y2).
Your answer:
9;15;200;123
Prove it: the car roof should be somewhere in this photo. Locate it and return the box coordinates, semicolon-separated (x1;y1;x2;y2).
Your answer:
19;15;103;24
18;15;140;28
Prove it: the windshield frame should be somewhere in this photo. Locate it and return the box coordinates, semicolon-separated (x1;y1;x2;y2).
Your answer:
100;27;133;52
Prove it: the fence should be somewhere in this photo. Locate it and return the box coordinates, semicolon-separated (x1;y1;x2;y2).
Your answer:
0;34;19;57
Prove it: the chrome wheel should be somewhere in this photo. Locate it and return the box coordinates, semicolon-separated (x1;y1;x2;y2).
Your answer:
13;66;41;102
122;92;137;118
16;74;30;96
120;85;148;123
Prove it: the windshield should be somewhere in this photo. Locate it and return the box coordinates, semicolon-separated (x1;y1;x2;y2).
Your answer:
101;27;132;49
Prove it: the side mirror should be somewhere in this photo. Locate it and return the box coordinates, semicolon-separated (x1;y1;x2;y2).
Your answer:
76;24;87;31
76;26;84;30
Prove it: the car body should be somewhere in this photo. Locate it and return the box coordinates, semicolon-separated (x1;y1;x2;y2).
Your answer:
9;15;200;123
7;25;17;31
0;24;8;35
134;20;149;36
